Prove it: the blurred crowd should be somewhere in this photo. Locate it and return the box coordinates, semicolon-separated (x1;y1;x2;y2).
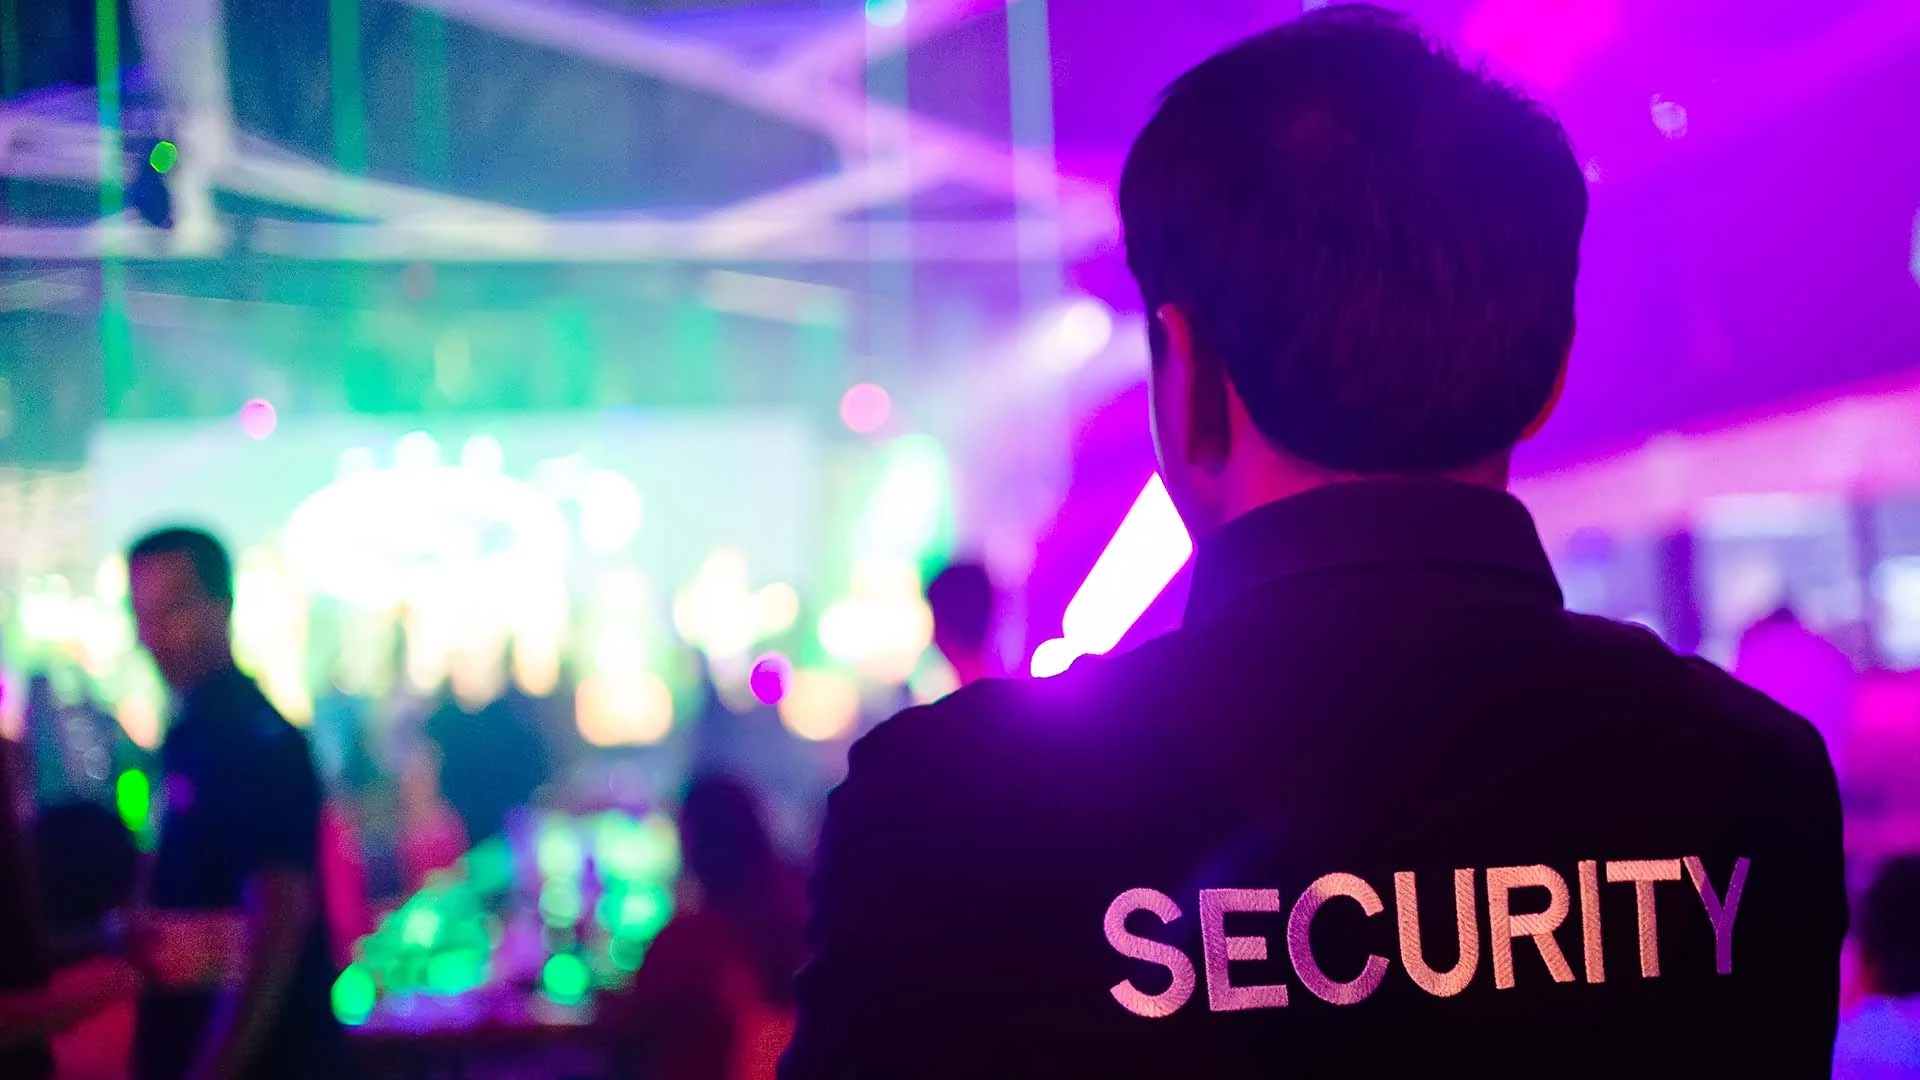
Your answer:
1;539;1918;1079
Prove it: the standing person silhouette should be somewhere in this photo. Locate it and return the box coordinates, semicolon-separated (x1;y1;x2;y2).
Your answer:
924;562;1003;689
781;7;1845;1078
125;527;353;1080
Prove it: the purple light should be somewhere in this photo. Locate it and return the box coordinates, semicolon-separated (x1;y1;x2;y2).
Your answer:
749;652;792;705
239;398;278;440
1031;475;1192;677
1651;96;1689;139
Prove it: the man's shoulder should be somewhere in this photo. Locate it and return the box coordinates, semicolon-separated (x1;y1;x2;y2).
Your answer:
1566;611;1836;782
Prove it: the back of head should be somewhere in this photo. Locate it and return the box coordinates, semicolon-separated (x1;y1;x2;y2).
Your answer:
1861;855;1920;997
680;772;777;905
678;773;801;1005
1120;4;1586;474
926;562;995;658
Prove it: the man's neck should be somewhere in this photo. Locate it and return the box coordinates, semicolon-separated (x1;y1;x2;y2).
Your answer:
1215;451;1512;532
176;653;240;698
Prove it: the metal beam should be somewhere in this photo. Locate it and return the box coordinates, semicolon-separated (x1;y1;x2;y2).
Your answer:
247;215;1078;262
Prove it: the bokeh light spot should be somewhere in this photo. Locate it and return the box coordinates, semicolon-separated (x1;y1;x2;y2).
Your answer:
1651;96;1689;139
777;670;860;741
148;140;178;175
239;398;277;440
840;383;892;434
541;953;592;1006
332;965;376;1026
115;769;150;835
749;652;792;705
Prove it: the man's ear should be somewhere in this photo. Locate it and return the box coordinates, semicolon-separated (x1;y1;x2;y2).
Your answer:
1157;304;1231;471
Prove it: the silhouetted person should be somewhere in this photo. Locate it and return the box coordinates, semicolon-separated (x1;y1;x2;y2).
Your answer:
925;562;1002;687
783;8;1845;1078
126;527;351;1080
602;774;805;1080
1835;857;1920;1078
0;740;141;1079
424;687;549;847
1734;606;1856;777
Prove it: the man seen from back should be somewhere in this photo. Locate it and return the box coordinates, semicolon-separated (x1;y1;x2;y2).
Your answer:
780;7;1846;1077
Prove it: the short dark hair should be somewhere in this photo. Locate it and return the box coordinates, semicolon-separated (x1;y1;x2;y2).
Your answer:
128;526;234;602
1861;855;1920;997
1119;5;1587;474
926;561;995;653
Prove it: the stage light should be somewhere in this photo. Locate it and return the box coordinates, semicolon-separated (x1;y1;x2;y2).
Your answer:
460;434;504;472
854;435;950;563
840;383;892;434
1030;475;1191;676
1035;297;1115;370
395;430;440;469
578;469;644;552
1030;637;1080;679
777;670;860;741
865;0;906;28
239;398;277;440
575;672;674;747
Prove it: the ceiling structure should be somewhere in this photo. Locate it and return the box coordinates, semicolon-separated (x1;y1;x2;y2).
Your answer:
0;0;1115;264
0;0;1913;465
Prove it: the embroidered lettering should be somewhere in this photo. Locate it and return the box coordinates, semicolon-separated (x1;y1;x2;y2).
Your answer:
1486;865;1575;989
1288;873;1390;1005
1103;888;1196;1018
1198;888;1289;1012
1393;869;1478;998
1684;856;1750;976
1606;859;1683;978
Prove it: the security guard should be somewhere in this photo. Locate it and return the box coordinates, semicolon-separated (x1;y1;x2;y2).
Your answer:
780;6;1846;1077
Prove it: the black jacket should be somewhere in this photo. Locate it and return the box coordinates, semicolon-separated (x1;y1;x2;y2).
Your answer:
782;480;1846;1078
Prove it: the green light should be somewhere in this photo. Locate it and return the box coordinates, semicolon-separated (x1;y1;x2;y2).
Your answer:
114;769;150;835
401;906;441;948
854;434;952;564
148;140;178;174
332;964;376;1026
536;822;584;880
425;950;486;995
539;881;583;927
541;953;592;1006
616;887;672;938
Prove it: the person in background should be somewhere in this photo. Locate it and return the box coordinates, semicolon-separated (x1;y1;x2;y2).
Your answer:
33;803;145;1080
783;7;1845;1078
924;561;1002;688
0;736;142;1080
600;773;806;1080
1835;856;1920;1079
126;527;352;1080
1734;606;1857;778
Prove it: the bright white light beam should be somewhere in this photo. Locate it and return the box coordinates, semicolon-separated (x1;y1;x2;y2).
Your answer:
1030;474;1192;677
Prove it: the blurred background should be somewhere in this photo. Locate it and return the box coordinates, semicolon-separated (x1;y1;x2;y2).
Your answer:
1;0;1918;1075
